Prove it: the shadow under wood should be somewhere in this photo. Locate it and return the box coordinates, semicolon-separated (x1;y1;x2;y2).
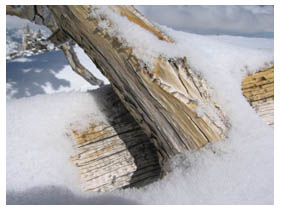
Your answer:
75;85;161;192
6;50;71;99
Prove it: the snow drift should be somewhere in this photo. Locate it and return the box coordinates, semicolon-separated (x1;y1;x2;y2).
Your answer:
6;16;273;204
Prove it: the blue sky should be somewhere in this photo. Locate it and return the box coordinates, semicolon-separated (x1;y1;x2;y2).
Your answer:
136;5;274;38
6;5;274;38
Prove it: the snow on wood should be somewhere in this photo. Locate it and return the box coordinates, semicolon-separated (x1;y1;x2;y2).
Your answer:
6;7;274;204
107;6;174;43
6;6;274;200
48;5;230;165
69;86;160;192
242;67;274;126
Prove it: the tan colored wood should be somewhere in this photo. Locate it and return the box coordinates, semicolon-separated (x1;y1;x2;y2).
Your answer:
7;5;229;161
7;5;233;192
60;43;104;86
242;67;274;126
48;6;229;165
69;86;160;192
108;6;174;43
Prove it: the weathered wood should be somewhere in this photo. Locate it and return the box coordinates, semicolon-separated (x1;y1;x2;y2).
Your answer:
242;67;274;127
69;86;160;192
6;5;104;86
7;5;162;192
60;41;104;86
107;5;174;43
48;6;229;165
7;5;231;192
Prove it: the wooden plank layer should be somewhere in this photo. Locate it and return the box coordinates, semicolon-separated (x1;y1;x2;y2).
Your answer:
69;86;161;192
242;67;274;126
49;6;230;165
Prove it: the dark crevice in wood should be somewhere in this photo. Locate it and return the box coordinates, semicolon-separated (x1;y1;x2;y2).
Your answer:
83;85;162;191
77;127;142;149
182;109;210;143
158;109;190;151
33;6;45;24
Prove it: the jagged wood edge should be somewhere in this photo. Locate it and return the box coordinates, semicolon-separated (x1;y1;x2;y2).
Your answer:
48;6;230;165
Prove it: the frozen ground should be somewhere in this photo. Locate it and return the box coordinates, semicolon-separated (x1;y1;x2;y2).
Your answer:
6;12;274;204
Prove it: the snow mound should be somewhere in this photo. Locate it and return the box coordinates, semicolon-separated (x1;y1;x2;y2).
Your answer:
6;85;274;204
6;9;273;204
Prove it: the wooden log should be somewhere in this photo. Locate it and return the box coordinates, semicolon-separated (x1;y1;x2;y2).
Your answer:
7;4;229;163
7;5;231;192
48;6;230;165
60;41;104;86
242;67;274;127
68;85;161;192
7;5;162;192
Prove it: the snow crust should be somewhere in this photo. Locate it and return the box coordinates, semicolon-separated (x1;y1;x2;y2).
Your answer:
90;6;273;75
6;8;274;204
6;85;274;204
118;109;273;204
6;91;108;197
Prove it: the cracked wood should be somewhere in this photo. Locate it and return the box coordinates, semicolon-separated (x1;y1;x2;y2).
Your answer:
48;5;230;165
242;66;274;127
69;86;160;192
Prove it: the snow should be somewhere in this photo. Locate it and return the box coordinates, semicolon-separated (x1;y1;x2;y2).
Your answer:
6;15;52;56
90;6;273;75
6;85;273;204
118;115;273;204
6;8;274;204
6;45;109;100
6;90;110;204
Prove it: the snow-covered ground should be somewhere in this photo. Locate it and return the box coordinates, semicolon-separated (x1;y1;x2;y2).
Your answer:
6;46;109;100
6;11;274;204
6;88;274;204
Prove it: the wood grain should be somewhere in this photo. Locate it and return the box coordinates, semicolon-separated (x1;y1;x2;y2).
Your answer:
48;6;229;165
69;86;161;192
242;67;274;126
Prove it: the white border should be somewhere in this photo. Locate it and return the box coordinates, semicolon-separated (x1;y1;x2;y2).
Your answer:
1;0;279;209
0;2;6;208
2;0;277;5
274;0;280;207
